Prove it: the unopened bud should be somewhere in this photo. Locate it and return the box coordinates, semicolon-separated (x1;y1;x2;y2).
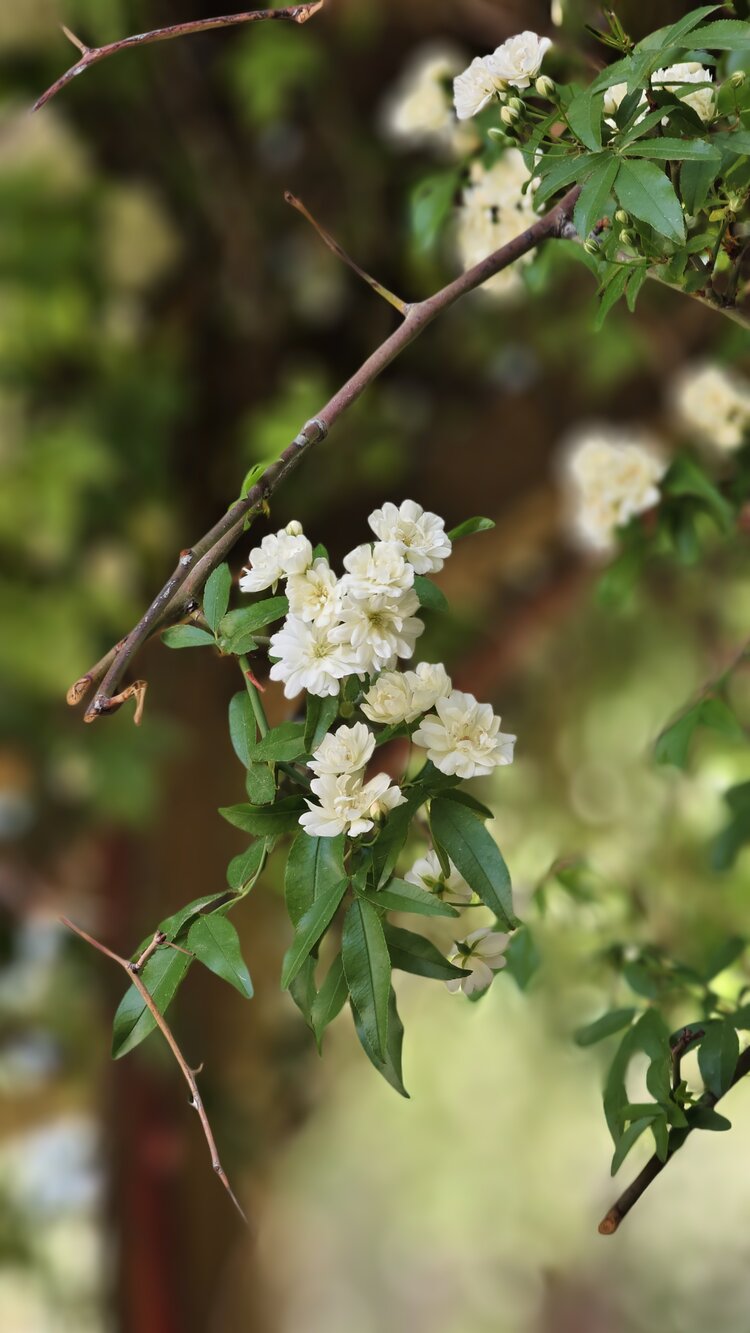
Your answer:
619;229;635;246
583;237;599;256
535;75;556;99
614;209;629;225
285;519;303;537
508;96;524;113
731;70;747;89
339;700;355;719
500;104;520;126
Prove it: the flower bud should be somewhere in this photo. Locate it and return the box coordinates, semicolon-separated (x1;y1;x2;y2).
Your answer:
500;104;520;126
535;75;556;99
731;70;747;89
614;209;629;225
583;237;599;256
508;96;524;113
619;229;635;246
285;520;303;537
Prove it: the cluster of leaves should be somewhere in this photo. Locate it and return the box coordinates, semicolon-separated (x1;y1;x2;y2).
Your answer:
110;521;519;1094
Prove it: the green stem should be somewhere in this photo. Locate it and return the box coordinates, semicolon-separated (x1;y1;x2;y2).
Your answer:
238;655;269;738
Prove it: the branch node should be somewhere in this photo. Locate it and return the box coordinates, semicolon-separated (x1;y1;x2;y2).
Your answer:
61;25;90;55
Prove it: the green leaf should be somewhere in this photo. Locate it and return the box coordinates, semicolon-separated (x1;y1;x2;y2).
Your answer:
280;876;348;989
595;265;630;329
574;1007;636;1048
358;877;459;918
620;138;720;161
651;1114;670;1162
384;923;468;981
158;893;233;941
245;762;276;805
714;129;750;157
288;956;317;1028
503;925;539;991
533;153;598;208
304;694;339;755
372;786;430;888
689;20;750;49
574;155;619;240
228;692;257;768
161;625;216;650
437;788;494;820
614;158;685;243
410;170;460;254
342;899;391;1061
429;798;517;930
311;952;348;1049
656;695;742;768
566;88;604;151
218;597;288;653
188;914;253;998
690;1106;732;1132
203;564;232;634
611;1117;654;1175
447;516;495;542
284;832;346;926
663;455;734;531
413;575;448;612
625;264;649;312
698;1021;739;1097
220;796;305;836
226;840;267;891
352;985;409;1097
682;154;721;214
251;721;307;763
702;935;746;982
646;6;722;51
112;947;192;1059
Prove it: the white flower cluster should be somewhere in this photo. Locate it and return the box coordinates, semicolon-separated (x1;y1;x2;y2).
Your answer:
673;363;750;452
453;32;552;120
652;61;715;124
563;428;667;551
300;722;405;838
240;502;451;700
382;44;478;156
456;150;537;298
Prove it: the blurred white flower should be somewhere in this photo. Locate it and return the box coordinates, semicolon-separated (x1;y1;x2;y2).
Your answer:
456;152;537;298
269;616;356;698
368;499;452;574
286;559;341;627
490;31;552;90
383;45;478;155
341;541;415;600
406;849;473;904
309;722;375;777
563;428;667;550
239;528;313;593
673;362;750;451
300;771;405;838
453;54;506;121
332;589;423;674
653;61;715;122
446;927;509;995
412;689;516;779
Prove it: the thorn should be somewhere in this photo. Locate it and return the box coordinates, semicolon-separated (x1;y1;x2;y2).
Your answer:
245;668;266;693
61;25;89;55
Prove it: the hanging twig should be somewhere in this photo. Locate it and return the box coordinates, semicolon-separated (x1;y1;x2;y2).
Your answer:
61;916;248;1225
285;191;410;314
34;3;325;112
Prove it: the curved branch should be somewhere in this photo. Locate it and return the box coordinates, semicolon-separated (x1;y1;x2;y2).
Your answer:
34;3;325;112
70;185;582;722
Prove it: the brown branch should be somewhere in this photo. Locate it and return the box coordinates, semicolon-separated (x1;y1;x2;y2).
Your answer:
285;192;409;314
69;184;582;723
34;3;325;111
599;1040;750;1236
61;916;248;1225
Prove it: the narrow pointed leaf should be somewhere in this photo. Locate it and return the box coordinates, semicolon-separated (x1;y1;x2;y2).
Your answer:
112;948;192;1059
188;914;253;998
342;898;391;1061
430;797;517;929
203;564;232;633
281;876;348;989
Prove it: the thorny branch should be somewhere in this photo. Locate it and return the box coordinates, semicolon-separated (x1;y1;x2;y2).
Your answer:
34;3;325;111
61;917;248;1225
68;184;582;722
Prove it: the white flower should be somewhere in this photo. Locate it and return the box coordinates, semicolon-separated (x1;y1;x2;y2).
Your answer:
489;31;552;90
341;541;415;600
563;427;667;550
300;771;405;839
239;528;313;593
603;81;647;129
361;670;418;725
406;661;452;715
673;362;750;452
332;589;424;674
406;849;473;904
268;615;357;699
286;559;341;627
453;54;506;121
652;61;715;123
368;499;452;574
446;927;509;996
456;152;537;299
309;722;375;778
412;689;516;779
383;45;478;155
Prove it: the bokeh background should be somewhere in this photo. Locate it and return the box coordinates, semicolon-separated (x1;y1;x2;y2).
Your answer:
3;1;750;1330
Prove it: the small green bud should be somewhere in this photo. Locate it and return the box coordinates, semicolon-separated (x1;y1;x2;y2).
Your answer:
535;75;556;99
619;229;635;246
508;96;524;113
339;700;355;719
614;209;629;225
730;70;747;89
583;237;599;256
500;104;521;126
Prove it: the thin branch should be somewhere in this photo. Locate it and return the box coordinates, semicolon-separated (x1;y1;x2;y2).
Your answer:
599;1041;750;1235
68;185;582;722
34;3;325;111
285;192;409;315
61;917;248;1225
